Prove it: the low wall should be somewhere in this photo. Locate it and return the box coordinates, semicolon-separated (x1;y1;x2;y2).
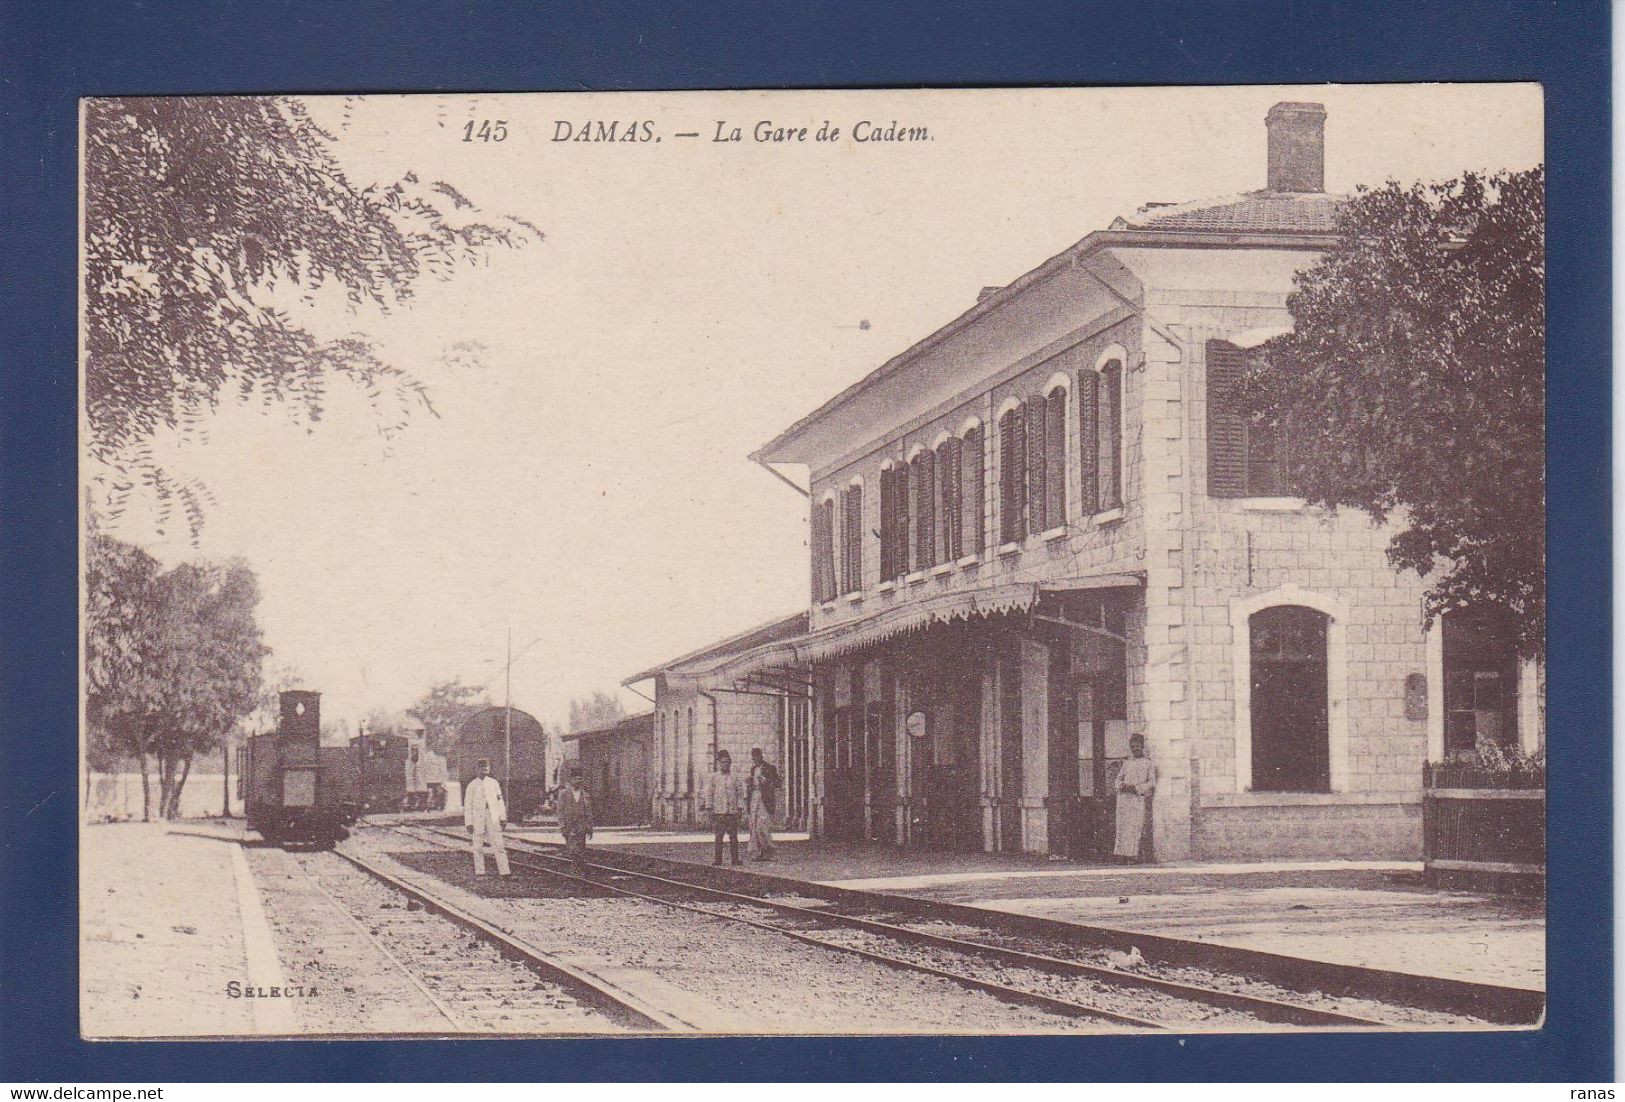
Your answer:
1422;763;1545;894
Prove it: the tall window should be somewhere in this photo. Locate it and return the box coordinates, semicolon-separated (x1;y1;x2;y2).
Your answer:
1098;360;1123;510
686;706;695;794
1041;385;1068;529
840;482;863;594
1024;395;1048;533
657;711;666;795
962;423;985;556
936;436;963;563
1207;340;1288;498
672;709;680;792
1442;608;1519;756
998;404;1027;544
879;461;911;580
912;448;937;569
811;496;837;603
1249;605;1330;792
1079;370;1100;514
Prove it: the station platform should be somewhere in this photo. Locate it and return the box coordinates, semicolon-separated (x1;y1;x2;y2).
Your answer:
507;825;1546;991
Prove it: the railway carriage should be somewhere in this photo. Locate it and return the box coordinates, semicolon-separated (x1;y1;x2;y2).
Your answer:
455;706;547;822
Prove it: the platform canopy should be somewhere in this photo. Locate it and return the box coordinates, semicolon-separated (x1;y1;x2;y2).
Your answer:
789;571;1145;666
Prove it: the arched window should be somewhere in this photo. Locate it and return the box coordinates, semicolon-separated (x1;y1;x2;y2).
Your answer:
1081;355;1124;514
686;706;696;793
962;422;985;556
935;435;963;562
879;460;911;579
1249;605;1331;792
840;480;863;595
1042;383;1068;529
911;447;937;569
657;711;666;795
998;404;1027;544
671;710;681;792
811;496;837;603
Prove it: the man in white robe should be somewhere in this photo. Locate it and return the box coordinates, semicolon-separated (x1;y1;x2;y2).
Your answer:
1113;734;1157;863
464;758;512;876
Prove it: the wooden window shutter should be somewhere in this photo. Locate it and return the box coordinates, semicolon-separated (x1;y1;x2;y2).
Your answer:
964;426;985;556
1101;362;1123;510
812;500;825;604
812;498;835;603
939;437;961;562
913;451;936;569
842;484;863;594
1078;370;1100;514
893;461;910;578
1207;340;1248;498
1026;394;1047;533
1046;387;1067;527
998;410;1015;543
879;466;895;579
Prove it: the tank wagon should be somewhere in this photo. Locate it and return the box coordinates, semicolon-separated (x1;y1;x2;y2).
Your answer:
455;706;547;822
240;690;358;847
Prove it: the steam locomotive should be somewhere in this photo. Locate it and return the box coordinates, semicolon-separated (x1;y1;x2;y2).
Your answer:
241;690;543;847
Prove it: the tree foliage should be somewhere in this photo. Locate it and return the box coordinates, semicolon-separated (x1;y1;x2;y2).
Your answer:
84;537;268;818
568;691;627;733
84;96;543;531
1242;167;1545;657
406;678;492;756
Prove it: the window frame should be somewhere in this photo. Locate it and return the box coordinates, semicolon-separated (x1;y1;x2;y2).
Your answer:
1229;586;1350;797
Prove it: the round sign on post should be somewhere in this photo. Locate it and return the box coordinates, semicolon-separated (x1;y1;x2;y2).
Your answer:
906;710;927;739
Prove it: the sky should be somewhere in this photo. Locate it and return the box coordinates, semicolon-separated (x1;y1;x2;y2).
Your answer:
94;84;1543;734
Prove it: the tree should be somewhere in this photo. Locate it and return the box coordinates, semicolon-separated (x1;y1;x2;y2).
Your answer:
146;561;268;819
83;96;543;532
84;538;268;819
1242;167;1545;657
85;535;166;819
569;691;627;733
406;679;491;756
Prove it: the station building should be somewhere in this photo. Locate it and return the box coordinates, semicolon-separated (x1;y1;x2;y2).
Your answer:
626;612;813;830
738;102;1543;862
562;712;654;826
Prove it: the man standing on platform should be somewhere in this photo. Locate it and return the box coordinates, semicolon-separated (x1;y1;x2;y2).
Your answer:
557;764;594;874
746;747;781;861
1113;734;1157;864
464;758;512;877
706;750;745;866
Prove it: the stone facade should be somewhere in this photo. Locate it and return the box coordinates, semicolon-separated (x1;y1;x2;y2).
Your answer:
752;102;1542;863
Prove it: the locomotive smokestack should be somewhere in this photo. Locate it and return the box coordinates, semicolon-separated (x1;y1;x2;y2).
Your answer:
279;690;321;740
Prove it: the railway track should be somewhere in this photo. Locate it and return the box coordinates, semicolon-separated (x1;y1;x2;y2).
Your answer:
392;825;1409;1031
498;830;1540;1028
322;844;693;1032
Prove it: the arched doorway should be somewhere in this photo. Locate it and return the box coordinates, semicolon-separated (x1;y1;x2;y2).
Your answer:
1249;604;1331;792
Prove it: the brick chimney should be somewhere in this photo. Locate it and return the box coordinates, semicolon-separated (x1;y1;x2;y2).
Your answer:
1265;101;1326;193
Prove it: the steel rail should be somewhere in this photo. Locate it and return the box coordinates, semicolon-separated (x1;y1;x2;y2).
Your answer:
330;843;693;1032
295;856;472;1031
393;826;1163;1029
500;828;1542;1026
436;828;1393;1030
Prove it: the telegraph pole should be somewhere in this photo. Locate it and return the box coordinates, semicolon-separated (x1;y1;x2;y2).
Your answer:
504;627;513;796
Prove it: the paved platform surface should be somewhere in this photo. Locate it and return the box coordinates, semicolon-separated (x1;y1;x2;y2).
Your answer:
534;832;1545;991
81;820;283;1038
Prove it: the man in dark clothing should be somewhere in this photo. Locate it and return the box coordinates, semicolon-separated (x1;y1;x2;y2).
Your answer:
557;765;594;874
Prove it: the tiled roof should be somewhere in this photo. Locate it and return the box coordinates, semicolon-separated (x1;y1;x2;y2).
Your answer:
1112;190;1344;235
